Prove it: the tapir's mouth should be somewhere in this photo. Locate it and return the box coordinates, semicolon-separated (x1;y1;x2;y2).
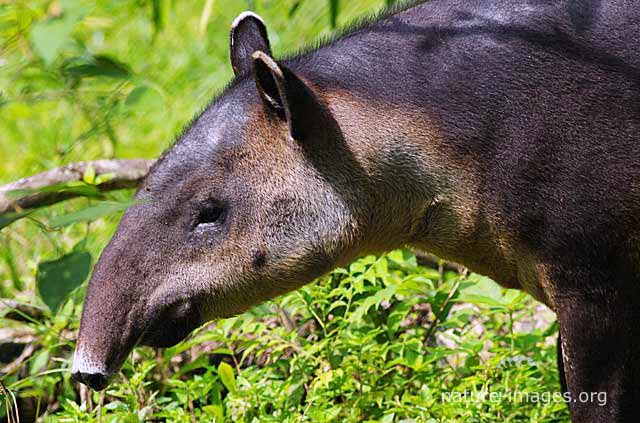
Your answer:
139;319;198;348
73;296;204;391
138;301;202;348
72;369;113;391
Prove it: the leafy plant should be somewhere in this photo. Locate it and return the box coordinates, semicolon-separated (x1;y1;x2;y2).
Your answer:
36;250;92;312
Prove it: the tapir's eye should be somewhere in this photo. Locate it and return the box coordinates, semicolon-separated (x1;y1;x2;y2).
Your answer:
195;203;225;229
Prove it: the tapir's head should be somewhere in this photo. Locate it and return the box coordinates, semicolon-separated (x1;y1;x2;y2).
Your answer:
73;12;424;390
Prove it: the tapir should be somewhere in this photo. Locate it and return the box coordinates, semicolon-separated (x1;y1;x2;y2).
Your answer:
73;1;640;421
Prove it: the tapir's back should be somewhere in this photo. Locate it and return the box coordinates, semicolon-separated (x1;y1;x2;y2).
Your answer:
292;0;640;255
401;0;640;254
396;0;640;67
404;0;639;52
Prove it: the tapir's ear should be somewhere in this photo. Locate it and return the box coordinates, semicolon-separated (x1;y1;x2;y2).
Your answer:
230;12;271;76
252;51;318;140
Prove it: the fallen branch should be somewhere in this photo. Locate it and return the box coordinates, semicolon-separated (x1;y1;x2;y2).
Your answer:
0;159;154;216
414;252;467;274
0;300;46;323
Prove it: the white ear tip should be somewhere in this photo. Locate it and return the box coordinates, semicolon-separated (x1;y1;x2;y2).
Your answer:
252;51;283;77
231;11;265;30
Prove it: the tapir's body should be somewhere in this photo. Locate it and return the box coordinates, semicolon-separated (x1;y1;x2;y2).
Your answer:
74;1;640;421
287;0;640;301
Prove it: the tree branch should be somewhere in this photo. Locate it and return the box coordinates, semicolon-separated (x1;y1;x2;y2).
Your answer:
0;159;154;216
414;252;467;274
0;299;46;322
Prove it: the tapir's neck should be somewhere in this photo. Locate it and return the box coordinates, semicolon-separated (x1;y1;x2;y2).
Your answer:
282;62;525;300
279;2;547;301
320;87;524;296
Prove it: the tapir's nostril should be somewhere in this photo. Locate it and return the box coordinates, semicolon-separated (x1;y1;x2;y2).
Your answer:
72;370;110;391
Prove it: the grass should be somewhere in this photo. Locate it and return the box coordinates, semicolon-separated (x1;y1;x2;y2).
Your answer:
0;0;569;421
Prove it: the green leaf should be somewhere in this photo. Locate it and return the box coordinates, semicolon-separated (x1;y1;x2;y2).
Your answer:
30;0;85;66
329;0;339;28
7;182;100;200
125;85;149;107
62;55;131;80
0;210;33;229
82;163;96;185
202;384;224;421
387;301;412;338
1;240;23;291
49;201;133;228
350;285;396;323
30;21;68;66
456;274;506;308
381;413;395;423
289;1;303;17
94;172;116;185
29;349;50;375
151;0;165;33
217;362;237;394
36;251;92;312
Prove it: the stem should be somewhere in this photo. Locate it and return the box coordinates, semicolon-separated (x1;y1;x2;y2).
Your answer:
424;279;461;343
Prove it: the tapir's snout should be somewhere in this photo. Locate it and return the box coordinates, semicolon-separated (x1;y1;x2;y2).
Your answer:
71;340;123;391
72;303;200;391
71;369;111;391
72;248;207;390
72;296;204;390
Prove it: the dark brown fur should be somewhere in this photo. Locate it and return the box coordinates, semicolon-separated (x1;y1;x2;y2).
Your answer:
74;2;640;421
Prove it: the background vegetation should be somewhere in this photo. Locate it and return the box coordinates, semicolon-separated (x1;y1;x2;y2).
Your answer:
0;0;568;421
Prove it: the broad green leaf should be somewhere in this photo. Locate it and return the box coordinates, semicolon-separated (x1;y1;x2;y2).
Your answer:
217;362;236;393
29;349;50;375
456;274;506;308
455;293;506;309
30;0;85;65
503;289;528;308
125;85;149;107
388;248;418;270
397;274;436;296
381;413;395;423
62;55;131;80
36;251;92;312
202;404;224;422
49;201;133;228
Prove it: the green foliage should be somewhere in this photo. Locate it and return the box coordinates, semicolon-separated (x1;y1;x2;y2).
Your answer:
30;0;87;66
0;0;568;422
1;248;567;422
329;0;340;28
36;250;92;312
49;201;134;228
